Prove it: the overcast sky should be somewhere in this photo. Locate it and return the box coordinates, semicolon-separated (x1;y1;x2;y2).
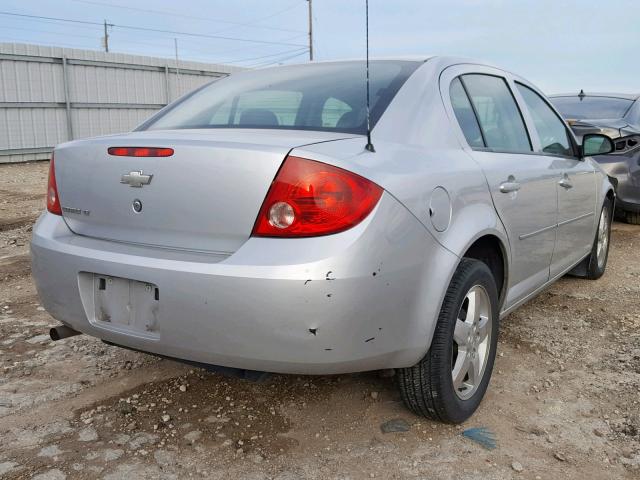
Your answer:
1;0;638;94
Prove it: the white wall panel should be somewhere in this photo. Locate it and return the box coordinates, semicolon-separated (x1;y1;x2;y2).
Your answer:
0;42;241;163
71;108;158;139
0;108;68;150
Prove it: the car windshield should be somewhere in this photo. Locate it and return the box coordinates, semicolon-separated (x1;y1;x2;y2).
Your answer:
141;61;420;134
550;96;634;120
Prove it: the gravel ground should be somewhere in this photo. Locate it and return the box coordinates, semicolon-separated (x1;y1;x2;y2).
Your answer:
0;161;638;480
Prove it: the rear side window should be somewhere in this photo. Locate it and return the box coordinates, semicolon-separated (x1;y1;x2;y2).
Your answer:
450;78;484;148
516;83;574;157
461;74;532;153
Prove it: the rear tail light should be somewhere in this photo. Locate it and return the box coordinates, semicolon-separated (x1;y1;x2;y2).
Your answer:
252;156;383;237
47;154;62;215
108;147;174;157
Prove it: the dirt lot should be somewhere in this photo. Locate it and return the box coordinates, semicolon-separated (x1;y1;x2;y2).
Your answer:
0;161;638;480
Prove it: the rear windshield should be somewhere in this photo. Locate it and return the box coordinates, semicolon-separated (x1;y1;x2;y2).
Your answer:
141;61;420;134
550;96;634;120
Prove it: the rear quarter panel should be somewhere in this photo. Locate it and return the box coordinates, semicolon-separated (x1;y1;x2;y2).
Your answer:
293;60;509;318
293;59;509;264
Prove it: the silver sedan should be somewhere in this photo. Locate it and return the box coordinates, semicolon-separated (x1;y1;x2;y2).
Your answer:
32;57;615;423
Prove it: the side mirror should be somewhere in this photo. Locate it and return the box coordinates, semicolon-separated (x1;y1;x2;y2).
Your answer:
582;133;614;157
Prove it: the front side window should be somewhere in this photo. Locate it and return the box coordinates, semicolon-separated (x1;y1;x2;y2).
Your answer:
141;61;420;134
516;83;573;157
450;77;484;148
461;74;532;153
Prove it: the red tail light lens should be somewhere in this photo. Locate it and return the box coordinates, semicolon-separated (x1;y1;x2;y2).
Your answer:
252;156;383;237
47;154;62;215
108;147;174;157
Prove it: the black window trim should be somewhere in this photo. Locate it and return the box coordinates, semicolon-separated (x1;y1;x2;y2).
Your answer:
456;73;534;155
514;81;580;160
454;76;487;148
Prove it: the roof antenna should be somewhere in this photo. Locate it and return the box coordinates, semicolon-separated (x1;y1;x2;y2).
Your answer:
364;0;375;152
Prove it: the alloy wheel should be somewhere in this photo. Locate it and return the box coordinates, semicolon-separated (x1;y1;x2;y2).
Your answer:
452;285;492;400
596;206;609;269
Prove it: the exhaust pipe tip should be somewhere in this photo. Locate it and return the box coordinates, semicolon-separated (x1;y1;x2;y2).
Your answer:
50;325;81;341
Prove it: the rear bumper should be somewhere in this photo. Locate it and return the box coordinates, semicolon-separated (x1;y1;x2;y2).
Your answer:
31;193;458;374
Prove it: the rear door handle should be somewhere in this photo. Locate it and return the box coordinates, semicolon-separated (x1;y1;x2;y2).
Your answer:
499;180;521;193
558;178;573;189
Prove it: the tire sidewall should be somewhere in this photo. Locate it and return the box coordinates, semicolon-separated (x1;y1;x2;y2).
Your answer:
438;261;499;423
588;198;612;278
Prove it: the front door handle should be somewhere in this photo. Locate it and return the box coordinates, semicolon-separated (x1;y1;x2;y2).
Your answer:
499;178;521;193
558;178;573;189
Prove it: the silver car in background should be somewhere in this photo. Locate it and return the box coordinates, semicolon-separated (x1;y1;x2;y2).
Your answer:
32;57;615;423
549;92;640;224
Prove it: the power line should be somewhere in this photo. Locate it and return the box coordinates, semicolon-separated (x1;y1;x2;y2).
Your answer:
68;0;305;35
5;15;106;32
0;36;100;50
0;21;308;64
0;25;309;64
0;23;101;40
0;11;101;27
224;47;309;65
201;33;309;59
247;50;309;68
0;11;308;47
0;6;311;67
207;1;304;36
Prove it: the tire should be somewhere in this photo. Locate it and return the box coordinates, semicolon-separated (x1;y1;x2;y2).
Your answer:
397;258;499;424
625;211;640;225
584;198;613;280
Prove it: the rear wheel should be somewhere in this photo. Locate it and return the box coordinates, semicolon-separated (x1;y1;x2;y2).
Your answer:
397;258;499;423
584;198;613;279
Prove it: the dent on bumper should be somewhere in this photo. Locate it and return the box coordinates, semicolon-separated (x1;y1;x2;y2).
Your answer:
31;193;458;374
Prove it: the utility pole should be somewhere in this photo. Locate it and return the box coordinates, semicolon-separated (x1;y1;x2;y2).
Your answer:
103;19;109;52
174;38;181;97
307;0;313;61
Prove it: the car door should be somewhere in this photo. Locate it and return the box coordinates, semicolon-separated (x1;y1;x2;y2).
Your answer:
514;82;596;277
442;66;558;309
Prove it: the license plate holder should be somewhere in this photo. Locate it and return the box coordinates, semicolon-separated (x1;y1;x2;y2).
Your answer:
82;273;160;339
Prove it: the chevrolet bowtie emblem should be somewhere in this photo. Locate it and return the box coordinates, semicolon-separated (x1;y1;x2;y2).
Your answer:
121;170;153;188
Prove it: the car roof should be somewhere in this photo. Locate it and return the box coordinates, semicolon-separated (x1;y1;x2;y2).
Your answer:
549;92;640;101
254;56;497;71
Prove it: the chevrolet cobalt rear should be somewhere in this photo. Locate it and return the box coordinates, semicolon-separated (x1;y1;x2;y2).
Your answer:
32;58;615;423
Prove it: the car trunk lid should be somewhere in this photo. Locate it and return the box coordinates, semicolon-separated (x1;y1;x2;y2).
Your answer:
54;129;356;253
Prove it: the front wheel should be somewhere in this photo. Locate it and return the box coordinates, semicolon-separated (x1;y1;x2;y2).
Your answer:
397;258;499;423
585;198;613;280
